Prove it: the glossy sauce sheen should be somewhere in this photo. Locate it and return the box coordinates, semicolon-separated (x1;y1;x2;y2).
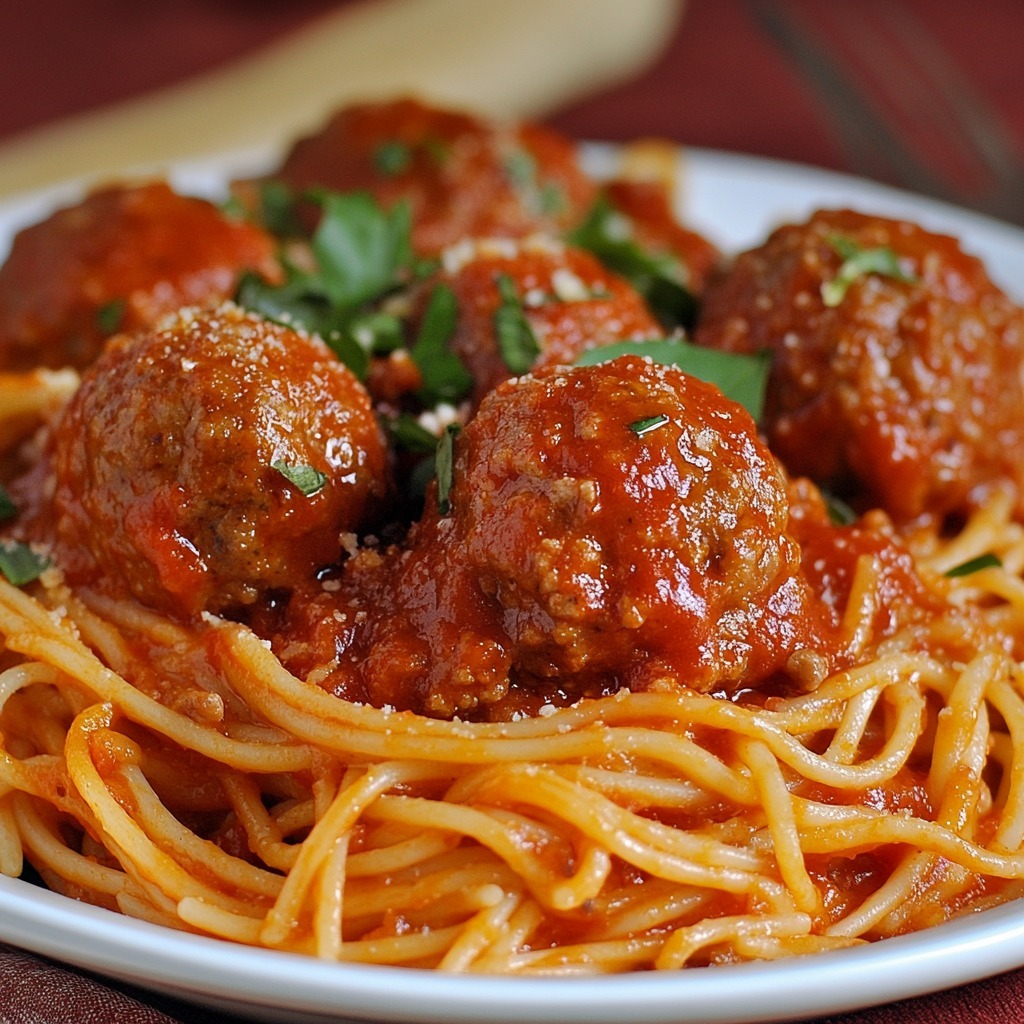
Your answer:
49;305;390;617
263;356;912;719
695;208;1024;521
0;182;279;371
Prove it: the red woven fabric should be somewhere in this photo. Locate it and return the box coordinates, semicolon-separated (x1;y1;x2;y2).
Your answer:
3;938;1024;1023
550;0;1024;223
0;943;231;1023
2;0;1022;221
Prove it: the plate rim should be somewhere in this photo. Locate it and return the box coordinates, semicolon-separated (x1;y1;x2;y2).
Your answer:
3;872;1024;1024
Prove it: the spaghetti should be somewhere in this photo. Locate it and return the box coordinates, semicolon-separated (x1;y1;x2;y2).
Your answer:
2;99;1024;974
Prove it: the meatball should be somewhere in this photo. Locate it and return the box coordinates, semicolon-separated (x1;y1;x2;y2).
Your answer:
448;355;812;690
281;356;825;717
272;97;598;254
420;237;662;406
49;303;391;618
694;208;1024;522
0;183;280;372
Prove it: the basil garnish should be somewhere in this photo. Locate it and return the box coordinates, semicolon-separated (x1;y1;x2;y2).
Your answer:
493;274;541;375
567;195;697;331
271;461;328;497
821;235;917;307
576;339;771;422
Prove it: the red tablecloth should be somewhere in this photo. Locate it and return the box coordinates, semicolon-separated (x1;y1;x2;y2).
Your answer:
2;0;1022;222
2;2;1024;1022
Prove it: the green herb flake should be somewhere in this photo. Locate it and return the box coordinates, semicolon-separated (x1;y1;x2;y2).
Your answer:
821;234;918;307
258;180;306;238
373;140;412;177
538;182;568;216
410;284;473;406
422;137;450;166
945;552;1003;578
824;493;857;527
219;194;248;221
271;461;328;497
629;414;670;437
0;485;16;523
567;195;697;331
502;148;565;218
235;189;415;380
321;330;370;381
311;192;412;310
0;541;49;587
435;424;460;515
575;339;771;422
504;150;538;190
493;274;541;375
96;299;126;335
347;310;405;354
384;412;440;456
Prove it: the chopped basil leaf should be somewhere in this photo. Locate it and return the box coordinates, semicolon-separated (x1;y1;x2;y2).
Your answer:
257;180;306;238
373;140;412;177
271;461;328;497
503;148;566;218
504;149;537;189
219;194;247;221
945;552;1002;578
235;270;335;331
311;192;412;310
435;424;460;515
346;311;405;354
821;234;918;307
96;299;126;335
410;284;473;406
321;330;370;381
422;137;450;166
235;190;415;380
538;182;568;216
575;339;771;421
824;493;857;527
493;274;541;375
0;542;49;587
643;275;698;333
629;414;670;436
383;412;440;456
0;485;17;523
567;195;697;331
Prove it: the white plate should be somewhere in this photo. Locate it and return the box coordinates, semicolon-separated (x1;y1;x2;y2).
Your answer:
3;146;1024;1023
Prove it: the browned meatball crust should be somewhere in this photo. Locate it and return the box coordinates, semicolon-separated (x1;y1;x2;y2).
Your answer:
274;356;830;717
449;355;812;688
0;183;280;372
419;238;662;406
49;303;391;617
273;97;598;255
694;208;1024;522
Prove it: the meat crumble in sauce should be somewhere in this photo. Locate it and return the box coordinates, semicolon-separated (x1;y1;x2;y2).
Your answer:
694;208;1024;524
